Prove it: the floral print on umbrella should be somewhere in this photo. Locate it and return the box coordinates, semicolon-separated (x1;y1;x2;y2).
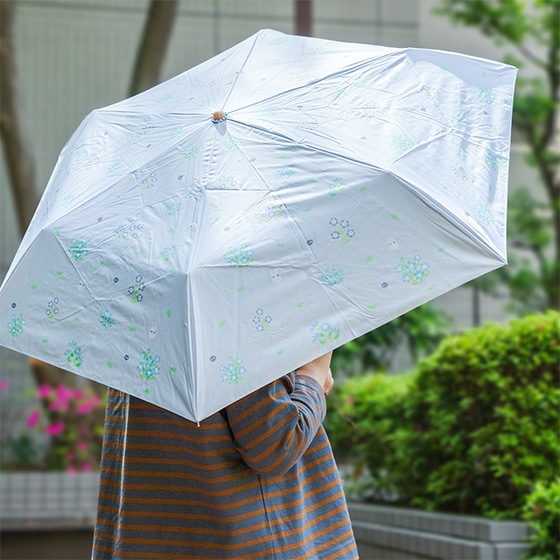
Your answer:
396;253;430;284
224;245;254;268
65;341;83;367
68;238;89;261
7;314;25;337
310;321;340;345
220;357;246;384
330;218;355;243
320;267;344;287
253;308;272;332
137;348;161;381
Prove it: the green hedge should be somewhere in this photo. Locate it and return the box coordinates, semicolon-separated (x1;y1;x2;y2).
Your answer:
327;312;559;553
522;478;560;560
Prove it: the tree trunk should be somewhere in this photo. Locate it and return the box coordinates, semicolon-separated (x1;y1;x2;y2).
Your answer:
295;0;313;37
0;0;38;237
129;0;179;96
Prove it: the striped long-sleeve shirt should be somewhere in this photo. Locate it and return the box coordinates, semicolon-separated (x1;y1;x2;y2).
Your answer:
92;373;358;559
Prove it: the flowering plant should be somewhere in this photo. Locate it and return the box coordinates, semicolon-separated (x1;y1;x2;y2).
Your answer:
1;379;105;472
29;383;104;472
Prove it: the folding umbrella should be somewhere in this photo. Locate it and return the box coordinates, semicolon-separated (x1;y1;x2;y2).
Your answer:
0;29;516;422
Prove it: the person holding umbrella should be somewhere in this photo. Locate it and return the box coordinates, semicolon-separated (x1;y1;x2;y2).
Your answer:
0;27;516;560
91;351;359;559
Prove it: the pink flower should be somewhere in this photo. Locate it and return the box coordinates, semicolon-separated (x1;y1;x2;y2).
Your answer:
49;398;69;412
44;421;65;436
76;401;93;415
37;384;52;399
81;461;92;472
77;441;87;452
26;409;41;428
56;385;73;405
66;466;77;474
0;379;8;392
73;389;84;400
66;451;76;461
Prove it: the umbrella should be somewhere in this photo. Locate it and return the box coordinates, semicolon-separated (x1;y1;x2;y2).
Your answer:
0;29;516;422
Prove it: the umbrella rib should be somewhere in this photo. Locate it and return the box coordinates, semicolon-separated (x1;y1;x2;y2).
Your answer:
226;49;399;118
220;33;262;111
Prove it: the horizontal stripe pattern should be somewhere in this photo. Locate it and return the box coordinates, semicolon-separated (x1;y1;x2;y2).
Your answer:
92;373;358;559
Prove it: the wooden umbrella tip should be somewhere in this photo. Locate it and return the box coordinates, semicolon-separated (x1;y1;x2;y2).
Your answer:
212;110;226;122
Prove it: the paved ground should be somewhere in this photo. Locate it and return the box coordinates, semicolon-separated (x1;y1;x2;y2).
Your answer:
0;530;93;560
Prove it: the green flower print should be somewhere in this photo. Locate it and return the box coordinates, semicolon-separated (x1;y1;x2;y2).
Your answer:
65;341;83;367
329;179;346;197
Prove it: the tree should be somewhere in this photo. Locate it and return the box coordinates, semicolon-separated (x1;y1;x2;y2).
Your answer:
0;1;177;396
435;0;560;312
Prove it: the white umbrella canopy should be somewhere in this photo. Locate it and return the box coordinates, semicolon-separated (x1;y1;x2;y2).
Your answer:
0;29;516;422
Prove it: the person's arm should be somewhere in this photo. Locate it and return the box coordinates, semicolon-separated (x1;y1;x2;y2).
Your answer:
225;353;332;477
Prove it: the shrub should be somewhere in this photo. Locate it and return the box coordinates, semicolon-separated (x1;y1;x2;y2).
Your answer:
326;372;413;501
522;479;560;560
328;311;560;521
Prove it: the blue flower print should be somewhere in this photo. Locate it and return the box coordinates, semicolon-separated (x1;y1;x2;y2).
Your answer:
68;238;89;261
115;223;144;242
224;245;254;268
253;308;272;332
477;85;497;105
65;341;83;367
329;179;346;197
219;175;238;190
183;146;201;159
396;253;430;284
128;274;146;303
99;308;115;328
256;203;287;224
278;166;295;181
330;218;355;244
220;357;246;384
157;245;177;262
7;314;25;337
139;172;157;190
45;297;60;320
310;322;340;345
320;267;344;287
164;201;182;216
137;348;161;381
391;134;414;151
451;166;471;182
419;85;441;101
475;206;495;225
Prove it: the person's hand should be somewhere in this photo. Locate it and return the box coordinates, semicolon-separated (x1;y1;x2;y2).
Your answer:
296;352;334;396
